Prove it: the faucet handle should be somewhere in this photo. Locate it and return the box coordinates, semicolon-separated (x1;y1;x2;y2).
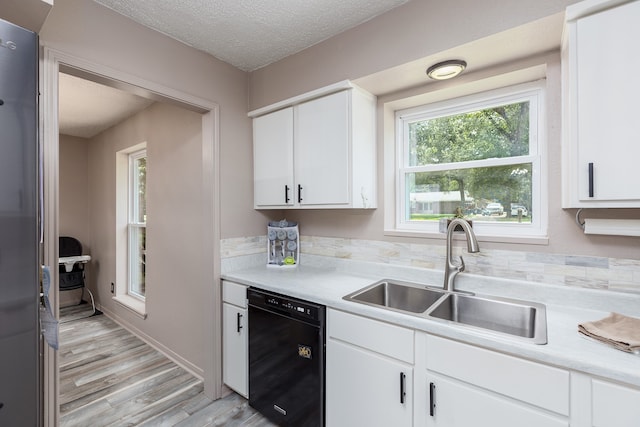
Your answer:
458;256;466;272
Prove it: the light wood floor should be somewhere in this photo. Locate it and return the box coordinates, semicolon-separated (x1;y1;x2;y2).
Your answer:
59;304;276;427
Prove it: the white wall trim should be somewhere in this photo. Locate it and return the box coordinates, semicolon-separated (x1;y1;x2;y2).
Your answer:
41;44;61;427
202;107;222;398
41;46;222;426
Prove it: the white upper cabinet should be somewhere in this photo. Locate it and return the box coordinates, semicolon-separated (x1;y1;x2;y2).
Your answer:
562;0;640;207
250;81;377;209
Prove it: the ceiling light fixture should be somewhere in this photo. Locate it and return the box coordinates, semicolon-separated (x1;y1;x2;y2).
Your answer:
426;60;467;80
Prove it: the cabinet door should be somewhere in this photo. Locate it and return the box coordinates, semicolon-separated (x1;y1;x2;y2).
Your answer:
295;90;350;206
326;339;413;427
222;303;248;397
592;380;640;427
575;1;640;203
425;374;567;427
253;107;294;207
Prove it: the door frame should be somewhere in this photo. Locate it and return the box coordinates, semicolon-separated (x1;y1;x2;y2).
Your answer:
41;47;222;426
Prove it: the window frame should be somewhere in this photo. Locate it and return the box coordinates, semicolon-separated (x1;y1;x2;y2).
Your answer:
394;81;546;238
128;149;146;300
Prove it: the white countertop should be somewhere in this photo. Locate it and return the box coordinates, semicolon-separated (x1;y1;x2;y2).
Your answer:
222;255;640;388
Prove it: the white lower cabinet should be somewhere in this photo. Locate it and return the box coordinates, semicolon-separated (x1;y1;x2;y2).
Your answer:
236;299;638;426
222;280;248;398
421;334;569;427
326;309;414;427
326;311;573;427
591;379;640;427
572;372;640;427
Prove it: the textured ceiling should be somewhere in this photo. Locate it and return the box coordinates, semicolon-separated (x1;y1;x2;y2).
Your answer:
91;0;411;71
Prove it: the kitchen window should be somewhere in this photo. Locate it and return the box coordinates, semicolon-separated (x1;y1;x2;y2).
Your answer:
395;81;546;238
128;149;147;299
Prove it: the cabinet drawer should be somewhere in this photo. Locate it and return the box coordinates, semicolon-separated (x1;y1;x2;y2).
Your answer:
328;309;414;363
426;335;569;415
222;280;247;308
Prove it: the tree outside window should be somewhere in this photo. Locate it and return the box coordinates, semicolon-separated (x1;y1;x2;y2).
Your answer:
397;82;544;236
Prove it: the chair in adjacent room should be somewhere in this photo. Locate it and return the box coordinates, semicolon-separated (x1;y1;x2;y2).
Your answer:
58;236;95;318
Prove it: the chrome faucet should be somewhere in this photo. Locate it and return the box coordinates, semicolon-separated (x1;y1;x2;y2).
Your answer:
443;218;480;292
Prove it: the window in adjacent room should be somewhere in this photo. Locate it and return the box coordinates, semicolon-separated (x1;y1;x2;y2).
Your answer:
128;149;146;299
115;142;147;317
395;81;545;238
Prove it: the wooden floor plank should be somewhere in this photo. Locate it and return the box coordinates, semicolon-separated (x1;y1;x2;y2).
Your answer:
111;380;204;426
59;304;276;426
172;392;245;427
59;349;170;398
60;363;177;413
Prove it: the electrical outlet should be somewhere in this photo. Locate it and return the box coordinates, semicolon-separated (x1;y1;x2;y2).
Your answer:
111;282;114;294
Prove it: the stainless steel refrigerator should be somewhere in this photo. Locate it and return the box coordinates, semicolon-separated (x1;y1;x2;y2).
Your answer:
0;17;40;425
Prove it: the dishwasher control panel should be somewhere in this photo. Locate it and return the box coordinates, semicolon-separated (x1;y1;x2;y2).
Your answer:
248;288;323;324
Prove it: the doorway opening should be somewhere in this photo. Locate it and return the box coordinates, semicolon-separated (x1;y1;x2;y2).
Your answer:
42;48;221;426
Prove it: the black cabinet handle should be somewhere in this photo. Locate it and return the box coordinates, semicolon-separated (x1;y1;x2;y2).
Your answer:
298;184;303;203
236;312;243;333
399;372;406;404
588;162;594;198
284;185;290;203
429;382;436;416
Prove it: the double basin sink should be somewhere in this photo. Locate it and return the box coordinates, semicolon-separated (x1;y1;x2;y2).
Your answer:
343;279;547;344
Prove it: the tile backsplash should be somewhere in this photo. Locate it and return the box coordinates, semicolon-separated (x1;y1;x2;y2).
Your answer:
221;235;640;294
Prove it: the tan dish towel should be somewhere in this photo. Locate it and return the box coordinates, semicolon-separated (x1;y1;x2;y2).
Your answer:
578;313;640;354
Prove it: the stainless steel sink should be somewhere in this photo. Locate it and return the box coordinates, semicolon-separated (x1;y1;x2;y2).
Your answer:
427;293;547;344
343;280;447;313
343;280;547;344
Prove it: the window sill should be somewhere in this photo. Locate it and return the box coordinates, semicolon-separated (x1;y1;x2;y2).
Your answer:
113;294;147;319
384;228;549;245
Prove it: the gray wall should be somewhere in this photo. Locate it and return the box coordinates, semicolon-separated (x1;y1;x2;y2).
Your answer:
59;134;90;250
86;102;207;369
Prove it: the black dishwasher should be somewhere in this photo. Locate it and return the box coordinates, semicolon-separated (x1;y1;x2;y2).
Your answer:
248;287;325;427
